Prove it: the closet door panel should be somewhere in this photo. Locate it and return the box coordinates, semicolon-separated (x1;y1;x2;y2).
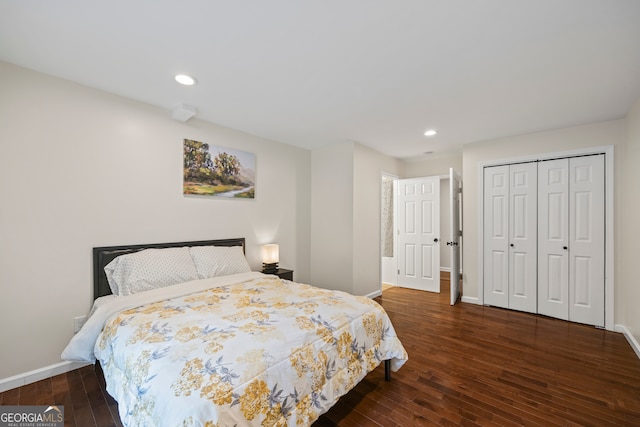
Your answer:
573;256;591;305
484;166;509;308
538;159;569;320
508;162;537;313
546;254;565;301
569;155;605;327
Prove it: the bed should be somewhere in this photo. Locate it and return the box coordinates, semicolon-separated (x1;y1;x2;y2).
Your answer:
62;238;408;426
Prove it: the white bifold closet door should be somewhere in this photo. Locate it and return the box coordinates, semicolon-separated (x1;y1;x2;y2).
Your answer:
483;162;537;313
538;155;605;327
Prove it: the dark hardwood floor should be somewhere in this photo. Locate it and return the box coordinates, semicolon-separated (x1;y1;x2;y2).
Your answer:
3;278;640;426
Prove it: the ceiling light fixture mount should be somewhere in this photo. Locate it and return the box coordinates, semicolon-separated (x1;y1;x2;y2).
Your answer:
171;103;197;122
424;129;437;137
175;74;197;86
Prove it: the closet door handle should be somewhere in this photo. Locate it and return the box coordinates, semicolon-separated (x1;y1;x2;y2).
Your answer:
510;243;514;247
434;238;439;243
563;246;568;250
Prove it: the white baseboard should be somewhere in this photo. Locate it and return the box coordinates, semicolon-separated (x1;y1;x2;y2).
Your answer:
461;296;481;305
615;324;640;360
366;289;382;299
0;360;91;393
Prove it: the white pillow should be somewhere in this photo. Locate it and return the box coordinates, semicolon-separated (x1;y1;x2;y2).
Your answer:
189;245;251;279
89;294;117;317
104;247;199;296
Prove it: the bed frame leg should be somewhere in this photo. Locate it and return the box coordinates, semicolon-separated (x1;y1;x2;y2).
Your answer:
384;360;391;381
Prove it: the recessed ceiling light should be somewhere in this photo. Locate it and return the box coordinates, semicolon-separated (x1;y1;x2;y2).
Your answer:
424;129;437;137
175;74;197;86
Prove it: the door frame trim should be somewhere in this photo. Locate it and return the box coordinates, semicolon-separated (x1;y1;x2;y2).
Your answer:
476;145;614;330
380;171;400;289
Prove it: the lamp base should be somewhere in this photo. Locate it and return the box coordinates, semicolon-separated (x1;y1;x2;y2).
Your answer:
262;263;279;274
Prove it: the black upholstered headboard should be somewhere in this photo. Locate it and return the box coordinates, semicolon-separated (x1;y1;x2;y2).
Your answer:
92;238;246;299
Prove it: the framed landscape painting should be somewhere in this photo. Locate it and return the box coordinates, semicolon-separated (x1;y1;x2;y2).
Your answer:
183;139;256;199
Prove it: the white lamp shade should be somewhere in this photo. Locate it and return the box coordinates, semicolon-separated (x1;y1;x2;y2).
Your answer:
262;244;279;264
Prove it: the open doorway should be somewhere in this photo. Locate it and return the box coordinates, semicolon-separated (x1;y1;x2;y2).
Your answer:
380;171;462;304
380;173;397;291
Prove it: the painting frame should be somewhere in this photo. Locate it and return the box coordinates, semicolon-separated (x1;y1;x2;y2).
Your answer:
183;139;256;199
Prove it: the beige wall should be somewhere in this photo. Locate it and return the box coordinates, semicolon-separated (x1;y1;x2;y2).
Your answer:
461;120;626;322
402;150;463;179
310;142;354;292
310;141;401;296
0;61;311;379
621;98;640;344
353;143;402;296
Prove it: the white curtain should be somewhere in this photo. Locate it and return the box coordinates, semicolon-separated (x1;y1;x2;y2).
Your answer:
381;178;394;258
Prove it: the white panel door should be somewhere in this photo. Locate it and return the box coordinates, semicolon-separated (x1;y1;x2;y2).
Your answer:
397;177;440;292
483;166;509;308
508;162;538;313
449;168;462;305
569;155;605;327
538;158;570;320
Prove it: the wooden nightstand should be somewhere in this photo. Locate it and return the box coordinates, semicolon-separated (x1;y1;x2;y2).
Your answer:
264;268;293;280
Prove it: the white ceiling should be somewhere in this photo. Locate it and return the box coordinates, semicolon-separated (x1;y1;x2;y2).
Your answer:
1;1;639;159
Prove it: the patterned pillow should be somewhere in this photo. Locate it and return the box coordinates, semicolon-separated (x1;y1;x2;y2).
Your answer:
189;245;251;279
104;247;199;296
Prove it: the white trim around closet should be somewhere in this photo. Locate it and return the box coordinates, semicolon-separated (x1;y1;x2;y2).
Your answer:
476;145;615;331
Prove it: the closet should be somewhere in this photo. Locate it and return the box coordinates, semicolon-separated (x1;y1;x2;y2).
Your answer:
483;154;605;327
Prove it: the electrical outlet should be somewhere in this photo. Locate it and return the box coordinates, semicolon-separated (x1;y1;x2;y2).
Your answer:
73;316;87;333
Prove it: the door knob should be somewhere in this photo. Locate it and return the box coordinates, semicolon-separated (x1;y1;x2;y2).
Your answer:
434;238;439;243
563;246;568;250
510;243;514;247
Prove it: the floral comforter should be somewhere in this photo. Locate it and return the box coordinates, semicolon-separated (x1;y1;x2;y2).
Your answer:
64;272;408;426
